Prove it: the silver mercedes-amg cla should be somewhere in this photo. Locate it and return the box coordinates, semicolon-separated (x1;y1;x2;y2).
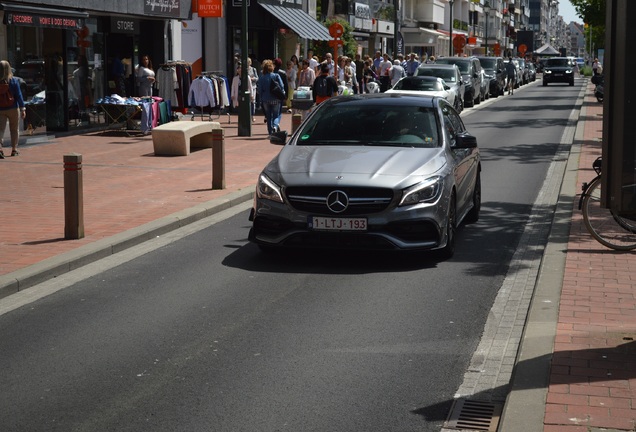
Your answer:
248;93;481;259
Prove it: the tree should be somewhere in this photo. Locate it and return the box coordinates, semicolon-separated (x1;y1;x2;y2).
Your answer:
570;0;606;27
571;0;606;51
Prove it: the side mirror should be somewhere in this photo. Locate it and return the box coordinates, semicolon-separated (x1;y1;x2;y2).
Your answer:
444;84;451;90
454;132;478;149
269;130;288;145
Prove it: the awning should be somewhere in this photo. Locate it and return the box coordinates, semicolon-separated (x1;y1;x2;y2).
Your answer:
402;27;445;46
258;2;331;41
1;3;88;30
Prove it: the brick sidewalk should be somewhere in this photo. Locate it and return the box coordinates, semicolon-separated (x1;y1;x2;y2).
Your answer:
543;85;636;431
0;115;285;277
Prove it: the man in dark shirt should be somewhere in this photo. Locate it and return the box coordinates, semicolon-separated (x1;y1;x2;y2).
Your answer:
312;63;338;105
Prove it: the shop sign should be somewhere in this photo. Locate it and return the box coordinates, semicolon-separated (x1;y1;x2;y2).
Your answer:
3;12;83;29
354;3;370;19
198;0;223;17
144;0;182;17
110;18;140;34
373;19;394;35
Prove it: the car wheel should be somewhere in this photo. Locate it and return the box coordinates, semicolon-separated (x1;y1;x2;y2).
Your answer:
543;80;548;87
569;80;574;86
438;193;456;260
465;172;481;224
464;94;474;107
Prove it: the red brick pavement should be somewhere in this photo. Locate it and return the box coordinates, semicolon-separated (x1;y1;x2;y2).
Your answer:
543;85;636;431
0;114;286;276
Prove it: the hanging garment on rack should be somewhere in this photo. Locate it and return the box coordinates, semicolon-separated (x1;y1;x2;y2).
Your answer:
188;76;217;108
156;65;179;106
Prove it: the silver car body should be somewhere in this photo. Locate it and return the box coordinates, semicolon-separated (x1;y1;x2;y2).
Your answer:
248;94;481;254
385;76;457;108
415;64;465;112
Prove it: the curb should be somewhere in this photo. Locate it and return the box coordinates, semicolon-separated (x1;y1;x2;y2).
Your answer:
0;189;254;300
497;82;588;431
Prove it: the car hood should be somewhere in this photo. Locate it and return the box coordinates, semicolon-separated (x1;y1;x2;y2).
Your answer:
265;145;446;188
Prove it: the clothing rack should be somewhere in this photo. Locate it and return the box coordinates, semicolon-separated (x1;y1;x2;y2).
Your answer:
157;61;192;113
189;71;230;123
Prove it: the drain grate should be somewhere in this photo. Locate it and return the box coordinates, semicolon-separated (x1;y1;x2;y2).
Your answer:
444;399;503;431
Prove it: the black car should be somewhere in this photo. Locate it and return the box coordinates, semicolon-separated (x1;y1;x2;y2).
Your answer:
476;56;505;97
542;57;574;86
435;57;483;107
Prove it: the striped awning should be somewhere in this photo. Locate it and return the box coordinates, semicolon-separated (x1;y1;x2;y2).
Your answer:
258;2;331;41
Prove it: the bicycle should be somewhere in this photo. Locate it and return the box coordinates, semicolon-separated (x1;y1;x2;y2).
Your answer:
578;157;636;250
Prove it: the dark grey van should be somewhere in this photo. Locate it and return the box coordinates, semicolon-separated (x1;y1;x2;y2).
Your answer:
435;57;483;107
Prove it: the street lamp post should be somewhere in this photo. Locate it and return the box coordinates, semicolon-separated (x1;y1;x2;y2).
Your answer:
449;0;455;57
483;1;490;56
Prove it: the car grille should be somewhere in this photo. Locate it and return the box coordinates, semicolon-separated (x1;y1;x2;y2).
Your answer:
285;186;394;216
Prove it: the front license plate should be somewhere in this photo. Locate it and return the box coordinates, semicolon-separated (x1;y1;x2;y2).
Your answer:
309;216;367;231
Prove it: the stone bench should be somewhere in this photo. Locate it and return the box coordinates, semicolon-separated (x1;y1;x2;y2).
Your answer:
151;121;222;156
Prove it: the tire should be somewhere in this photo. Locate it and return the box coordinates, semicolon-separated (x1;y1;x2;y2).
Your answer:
438;193;456;260
569;80;574;86
543;80;548;87
582;177;636;250
465;172;481;224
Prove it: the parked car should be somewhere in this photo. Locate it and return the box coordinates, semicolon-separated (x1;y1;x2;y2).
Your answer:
249;93;482;258
387;76;459;110
526;62;537;82
435;56;483;107
415;63;465;112
542;57;575;86
476;56;505;97
516;58;529;85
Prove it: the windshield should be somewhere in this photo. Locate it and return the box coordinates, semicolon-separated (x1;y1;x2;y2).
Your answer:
416;68;457;83
393;78;443;92
478;58;497;69
546;58;570;67
436;59;469;74
296;105;440;148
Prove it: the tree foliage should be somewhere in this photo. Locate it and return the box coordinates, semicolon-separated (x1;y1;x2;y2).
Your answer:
570;0;606;51
570;0;606;27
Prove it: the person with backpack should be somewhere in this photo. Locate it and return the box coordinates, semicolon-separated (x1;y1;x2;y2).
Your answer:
312;63;338;105
256;59;286;137
0;60;26;159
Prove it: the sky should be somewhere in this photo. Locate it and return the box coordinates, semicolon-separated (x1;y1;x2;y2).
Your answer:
559;0;581;24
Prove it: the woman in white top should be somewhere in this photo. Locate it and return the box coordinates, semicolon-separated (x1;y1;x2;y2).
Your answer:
136;54;155;97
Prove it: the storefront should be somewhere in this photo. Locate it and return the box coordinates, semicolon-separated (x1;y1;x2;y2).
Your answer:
1;0;191;135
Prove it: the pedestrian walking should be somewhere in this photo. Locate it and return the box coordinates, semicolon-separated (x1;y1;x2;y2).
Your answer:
273;58;288;131
390;60;405;87
257;59;286;136
0;60;26;158
312;63;338;105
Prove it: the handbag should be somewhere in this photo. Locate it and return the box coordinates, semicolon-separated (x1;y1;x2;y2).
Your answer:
270;76;286;101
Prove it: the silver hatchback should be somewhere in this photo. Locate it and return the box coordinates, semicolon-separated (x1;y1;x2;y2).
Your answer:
248;94;482;258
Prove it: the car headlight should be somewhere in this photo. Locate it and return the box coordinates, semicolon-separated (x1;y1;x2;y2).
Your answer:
565;69;573;74
256;173;284;203
544;69;552;74
399;176;443;206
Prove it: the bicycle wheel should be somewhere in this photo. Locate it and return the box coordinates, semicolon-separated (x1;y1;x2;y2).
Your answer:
582;177;636;250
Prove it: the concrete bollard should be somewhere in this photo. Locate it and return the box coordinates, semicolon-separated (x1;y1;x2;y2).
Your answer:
291;113;302;134
211;127;225;189
63;153;85;239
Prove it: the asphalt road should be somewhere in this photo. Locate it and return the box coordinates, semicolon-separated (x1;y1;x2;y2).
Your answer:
0;80;584;432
